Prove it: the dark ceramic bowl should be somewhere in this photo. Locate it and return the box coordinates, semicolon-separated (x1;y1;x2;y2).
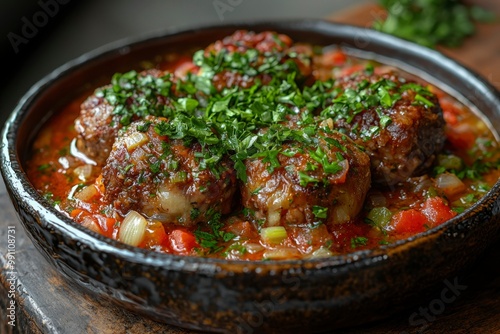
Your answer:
2;21;500;333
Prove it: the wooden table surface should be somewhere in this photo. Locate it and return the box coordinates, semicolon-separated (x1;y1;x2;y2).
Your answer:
1;2;499;333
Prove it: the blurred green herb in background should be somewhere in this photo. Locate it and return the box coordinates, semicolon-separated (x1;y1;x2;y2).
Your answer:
374;0;496;48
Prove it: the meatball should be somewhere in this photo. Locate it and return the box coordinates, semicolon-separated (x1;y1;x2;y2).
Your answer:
101;117;237;226
321;71;446;186
199;30;314;91
75;69;177;165
207;30;294;54
241;121;371;227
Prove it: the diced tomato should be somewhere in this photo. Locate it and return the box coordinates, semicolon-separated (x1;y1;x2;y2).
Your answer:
440;99;462;126
174;61;198;79
337;64;366;77
443;111;458;126
445;124;476;150
95;215;117;238
289;224;331;253
161;55;199;78
391;209;428;234
309;224;331;246
70;208;86;219
323;50;348;66
422;197;457;227
228;221;255;239
169;229;198;255
242;251;265;261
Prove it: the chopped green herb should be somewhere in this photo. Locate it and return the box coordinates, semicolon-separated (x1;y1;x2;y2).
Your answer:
38;163;51;172
312;205;328;219
193;211;235;254
415;94;435;107
298;171;319;187
223;243;247;258
374;0;496;48
351;236;368;248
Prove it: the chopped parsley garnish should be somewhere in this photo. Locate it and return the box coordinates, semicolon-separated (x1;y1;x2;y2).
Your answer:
312;205;328;219
136;121;151;132
192;45;306;90
414;94;435;107
223;243;247;258
97;71;175;126
190;208;201;220
309;146;343;175
434;152;500;181
320;78;433;138
351;236;368;248
298;171;319;187
37;163;52;172
43;192;61;207
193;211;236;254
101;40;437;187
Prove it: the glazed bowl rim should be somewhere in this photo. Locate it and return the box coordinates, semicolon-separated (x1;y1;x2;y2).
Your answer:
2;19;500;273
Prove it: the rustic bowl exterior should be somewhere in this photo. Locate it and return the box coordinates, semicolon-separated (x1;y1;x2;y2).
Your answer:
2;21;500;333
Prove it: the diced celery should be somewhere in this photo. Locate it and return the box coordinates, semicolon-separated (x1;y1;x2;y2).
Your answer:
437;154;462;170
171;171;188;183
366;207;392;231
260;226;287;244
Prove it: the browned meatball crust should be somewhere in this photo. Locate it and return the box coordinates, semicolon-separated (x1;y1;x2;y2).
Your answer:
198;30;314;92
321;71;446;186
241;121;371;227
101;117;237;226
75;69;177;165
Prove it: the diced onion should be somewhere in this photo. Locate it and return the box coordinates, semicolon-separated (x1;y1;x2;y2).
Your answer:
118;210;148;246
263;247;301;260
331;206;350;224
243;242;265;254
74;184;98;201
260;226;287;244
435;172;466;197
157;187;191;217
74;164;93;181
319;118;334;129
413;176;433;193
267;211;281;226
81;216;101;234
367;191;387;207
124;132;148;151
308;247;333;259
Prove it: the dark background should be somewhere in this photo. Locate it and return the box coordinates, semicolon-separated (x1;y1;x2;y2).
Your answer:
0;0;368;125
